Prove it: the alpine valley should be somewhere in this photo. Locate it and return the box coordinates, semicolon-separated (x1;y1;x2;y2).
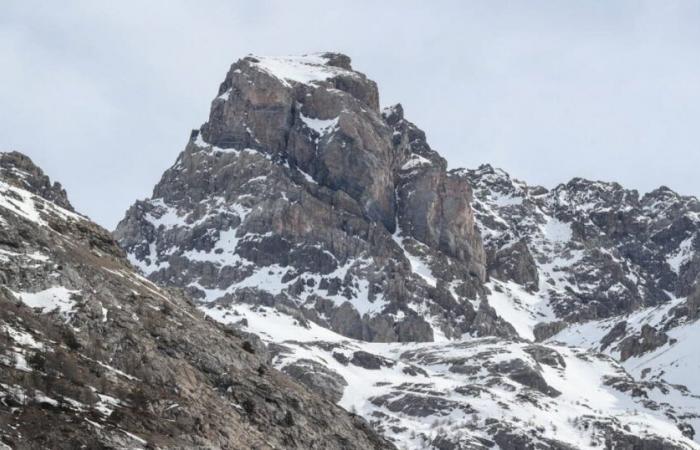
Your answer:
3;53;700;450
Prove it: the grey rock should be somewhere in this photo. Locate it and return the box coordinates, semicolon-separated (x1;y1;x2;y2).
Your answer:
619;324;669;362
0;151;73;211
533;321;568;342
281;359;348;403
600;321;628;351
370;393;474;418
487;239;539;290
350;351;394;370
523;344;566;369
491;428;577;450
490;358;561;397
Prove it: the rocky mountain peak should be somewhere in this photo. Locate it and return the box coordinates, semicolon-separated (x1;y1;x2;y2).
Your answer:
316;51;354;70
381;103;404;124
550;177;639;214
115;53;494;343
199;52;400;228
459;164;531;196
642;185;700;215
0;151;74;211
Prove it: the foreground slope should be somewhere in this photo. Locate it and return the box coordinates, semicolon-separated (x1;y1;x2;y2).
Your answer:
0;151;392;449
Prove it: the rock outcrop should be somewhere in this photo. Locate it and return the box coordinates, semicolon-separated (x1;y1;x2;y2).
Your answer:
0;151;73;211
618;324;670;361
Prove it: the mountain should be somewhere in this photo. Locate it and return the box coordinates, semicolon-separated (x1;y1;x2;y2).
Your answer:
464;164;700;326
115;53;511;343
114;53;700;449
0;151;393;449
463;164;700;390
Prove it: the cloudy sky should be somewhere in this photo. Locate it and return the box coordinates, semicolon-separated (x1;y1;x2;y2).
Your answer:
2;1;700;227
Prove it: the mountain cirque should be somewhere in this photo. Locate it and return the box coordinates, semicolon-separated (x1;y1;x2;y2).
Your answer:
0;151;392;449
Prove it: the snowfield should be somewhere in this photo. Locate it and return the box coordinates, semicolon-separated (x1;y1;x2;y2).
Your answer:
203;301;700;449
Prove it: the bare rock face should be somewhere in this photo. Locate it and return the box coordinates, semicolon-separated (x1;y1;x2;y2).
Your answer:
281;359;348;404
0;152;394;450
533;321;568;342
673;282;700;322
618;324;670;361
114;53;500;343
201;54;389;228
486;239;539;290
600;321;628;350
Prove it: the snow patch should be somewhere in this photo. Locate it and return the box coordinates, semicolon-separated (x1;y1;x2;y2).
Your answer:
251;54;354;87
300;113;339;136
13;286;80;315
401;154;432;171
542;218;573;243
487;280;555;341
667;236;694;274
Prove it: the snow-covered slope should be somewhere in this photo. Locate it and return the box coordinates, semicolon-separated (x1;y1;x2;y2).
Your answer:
204;301;698;449
552;293;700;416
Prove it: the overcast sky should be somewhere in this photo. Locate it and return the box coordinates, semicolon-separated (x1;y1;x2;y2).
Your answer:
2;1;700;228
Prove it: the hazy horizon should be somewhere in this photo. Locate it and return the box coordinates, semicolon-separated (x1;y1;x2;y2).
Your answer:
2;0;700;227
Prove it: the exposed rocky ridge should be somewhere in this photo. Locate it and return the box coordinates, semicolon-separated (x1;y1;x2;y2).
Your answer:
115;53;502;343
462;165;700;415
0;151;73;211
463;164;700;323
0;152;393;449
116;54;700;346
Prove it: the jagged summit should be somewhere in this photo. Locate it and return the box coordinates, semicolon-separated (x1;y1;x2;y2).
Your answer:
116;53;496;343
202;52;379;155
0;151;73;211
115;51;700;343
